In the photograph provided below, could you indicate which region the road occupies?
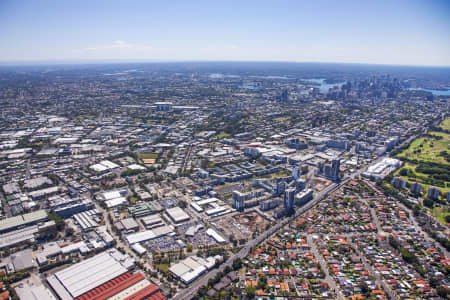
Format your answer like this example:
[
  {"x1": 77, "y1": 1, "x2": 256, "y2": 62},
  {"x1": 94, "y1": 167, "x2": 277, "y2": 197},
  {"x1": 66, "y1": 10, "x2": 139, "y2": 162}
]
[
  {"x1": 360, "y1": 197, "x2": 385, "y2": 235},
  {"x1": 26, "y1": 158, "x2": 31, "y2": 179},
  {"x1": 397, "y1": 201, "x2": 449, "y2": 257},
  {"x1": 307, "y1": 234, "x2": 344, "y2": 300},
  {"x1": 347, "y1": 238, "x2": 396, "y2": 300},
  {"x1": 181, "y1": 143, "x2": 193, "y2": 173}
]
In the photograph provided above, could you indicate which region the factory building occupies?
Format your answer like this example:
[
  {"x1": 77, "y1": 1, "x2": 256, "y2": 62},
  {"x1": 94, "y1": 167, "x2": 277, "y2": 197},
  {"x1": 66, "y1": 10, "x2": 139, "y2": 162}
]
[
  {"x1": 73, "y1": 272, "x2": 165, "y2": 300},
  {"x1": 169, "y1": 255, "x2": 222, "y2": 284},
  {"x1": 140, "y1": 215, "x2": 165, "y2": 229},
  {"x1": 125, "y1": 225, "x2": 174, "y2": 245},
  {"x1": 116, "y1": 218, "x2": 140, "y2": 233},
  {"x1": 206, "y1": 228, "x2": 226, "y2": 244},
  {"x1": 47, "y1": 249, "x2": 135, "y2": 300},
  {"x1": 0, "y1": 210, "x2": 48, "y2": 234},
  {"x1": 96, "y1": 189, "x2": 128, "y2": 208},
  {"x1": 166, "y1": 207, "x2": 190, "y2": 224},
  {"x1": 16, "y1": 283, "x2": 57, "y2": 300}
]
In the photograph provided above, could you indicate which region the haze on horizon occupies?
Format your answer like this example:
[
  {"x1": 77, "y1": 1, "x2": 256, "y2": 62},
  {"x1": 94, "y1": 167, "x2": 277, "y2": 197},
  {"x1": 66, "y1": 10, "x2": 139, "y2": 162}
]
[{"x1": 0, "y1": 0, "x2": 449, "y2": 67}]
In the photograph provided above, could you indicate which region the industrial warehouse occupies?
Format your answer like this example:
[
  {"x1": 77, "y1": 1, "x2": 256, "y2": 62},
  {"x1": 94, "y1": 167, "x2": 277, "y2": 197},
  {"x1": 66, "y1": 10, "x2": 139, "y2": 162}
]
[
  {"x1": 169, "y1": 255, "x2": 222, "y2": 284},
  {"x1": 47, "y1": 249, "x2": 136, "y2": 300}
]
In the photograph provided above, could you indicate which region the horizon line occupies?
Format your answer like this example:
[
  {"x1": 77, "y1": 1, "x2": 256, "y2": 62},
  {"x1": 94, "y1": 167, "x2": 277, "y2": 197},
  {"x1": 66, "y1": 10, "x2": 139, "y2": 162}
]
[{"x1": 0, "y1": 59, "x2": 450, "y2": 69}]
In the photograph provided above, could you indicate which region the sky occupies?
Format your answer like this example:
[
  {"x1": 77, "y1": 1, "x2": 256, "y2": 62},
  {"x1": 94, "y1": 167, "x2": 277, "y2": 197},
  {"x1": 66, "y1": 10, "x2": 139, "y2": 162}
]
[{"x1": 0, "y1": 0, "x2": 449, "y2": 66}]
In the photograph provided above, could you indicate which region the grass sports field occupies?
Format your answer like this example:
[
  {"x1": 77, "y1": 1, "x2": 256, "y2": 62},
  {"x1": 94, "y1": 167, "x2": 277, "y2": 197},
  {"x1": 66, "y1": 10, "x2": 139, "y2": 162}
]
[
  {"x1": 395, "y1": 118, "x2": 450, "y2": 224},
  {"x1": 214, "y1": 132, "x2": 231, "y2": 139},
  {"x1": 395, "y1": 118, "x2": 450, "y2": 194},
  {"x1": 431, "y1": 206, "x2": 450, "y2": 225},
  {"x1": 396, "y1": 132, "x2": 449, "y2": 166},
  {"x1": 439, "y1": 117, "x2": 450, "y2": 131},
  {"x1": 138, "y1": 153, "x2": 158, "y2": 160}
]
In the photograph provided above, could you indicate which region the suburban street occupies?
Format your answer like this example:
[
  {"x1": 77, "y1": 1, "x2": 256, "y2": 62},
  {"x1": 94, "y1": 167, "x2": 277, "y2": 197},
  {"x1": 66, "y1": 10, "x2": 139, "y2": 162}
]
[
  {"x1": 307, "y1": 234, "x2": 345, "y2": 300},
  {"x1": 347, "y1": 238, "x2": 397, "y2": 300}
]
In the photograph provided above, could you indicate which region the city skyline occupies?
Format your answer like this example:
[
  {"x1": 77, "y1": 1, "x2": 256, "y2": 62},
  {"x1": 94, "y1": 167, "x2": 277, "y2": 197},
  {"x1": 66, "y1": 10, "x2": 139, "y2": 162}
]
[{"x1": 1, "y1": 0, "x2": 450, "y2": 66}]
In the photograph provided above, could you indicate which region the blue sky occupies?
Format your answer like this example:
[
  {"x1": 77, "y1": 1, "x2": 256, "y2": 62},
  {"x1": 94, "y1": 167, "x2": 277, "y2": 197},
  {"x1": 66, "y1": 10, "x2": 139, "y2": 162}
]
[{"x1": 1, "y1": 0, "x2": 449, "y2": 66}]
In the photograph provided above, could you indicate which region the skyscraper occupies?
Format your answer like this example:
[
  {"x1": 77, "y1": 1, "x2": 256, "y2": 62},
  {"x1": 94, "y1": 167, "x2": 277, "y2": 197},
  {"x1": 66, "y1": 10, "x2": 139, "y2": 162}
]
[
  {"x1": 321, "y1": 158, "x2": 340, "y2": 181},
  {"x1": 292, "y1": 167, "x2": 301, "y2": 180},
  {"x1": 276, "y1": 180, "x2": 286, "y2": 196},
  {"x1": 232, "y1": 191, "x2": 245, "y2": 211},
  {"x1": 284, "y1": 188, "x2": 295, "y2": 211},
  {"x1": 295, "y1": 179, "x2": 306, "y2": 192},
  {"x1": 331, "y1": 159, "x2": 340, "y2": 180},
  {"x1": 280, "y1": 89, "x2": 289, "y2": 102},
  {"x1": 428, "y1": 186, "x2": 440, "y2": 200},
  {"x1": 410, "y1": 182, "x2": 422, "y2": 194}
]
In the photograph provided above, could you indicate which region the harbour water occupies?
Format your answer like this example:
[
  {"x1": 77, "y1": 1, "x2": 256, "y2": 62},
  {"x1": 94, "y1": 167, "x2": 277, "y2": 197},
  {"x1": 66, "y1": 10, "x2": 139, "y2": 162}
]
[
  {"x1": 303, "y1": 78, "x2": 346, "y2": 92},
  {"x1": 408, "y1": 87, "x2": 450, "y2": 96}
]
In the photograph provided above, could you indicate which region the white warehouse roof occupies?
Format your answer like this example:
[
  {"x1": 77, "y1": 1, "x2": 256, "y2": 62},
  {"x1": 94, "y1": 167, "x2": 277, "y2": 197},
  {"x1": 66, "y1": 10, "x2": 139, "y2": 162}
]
[
  {"x1": 169, "y1": 255, "x2": 219, "y2": 284},
  {"x1": 47, "y1": 249, "x2": 132, "y2": 299},
  {"x1": 166, "y1": 207, "x2": 190, "y2": 223},
  {"x1": 206, "y1": 228, "x2": 226, "y2": 243},
  {"x1": 105, "y1": 197, "x2": 127, "y2": 208},
  {"x1": 125, "y1": 225, "x2": 174, "y2": 244}
]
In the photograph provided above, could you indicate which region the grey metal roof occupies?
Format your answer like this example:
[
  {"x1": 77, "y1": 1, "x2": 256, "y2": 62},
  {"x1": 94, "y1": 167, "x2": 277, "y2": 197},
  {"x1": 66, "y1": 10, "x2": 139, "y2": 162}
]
[
  {"x1": 47, "y1": 249, "x2": 129, "y2": 298},
  {"x1": 0, "y1": 210, "x2": 47, "y2": 232}
]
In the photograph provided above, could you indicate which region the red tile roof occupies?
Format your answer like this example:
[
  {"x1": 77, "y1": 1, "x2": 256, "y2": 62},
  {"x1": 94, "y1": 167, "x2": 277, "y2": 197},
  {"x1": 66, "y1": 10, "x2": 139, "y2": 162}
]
[
  {"x1": 75, "y1": 272, "x2": 150, "y2": 300},
  {"x1": 0, "y1": 291, "x2": 9, "y2": 300},
  {"x1": 124, "y1": 284, "x2": 165, "y2": 300}
]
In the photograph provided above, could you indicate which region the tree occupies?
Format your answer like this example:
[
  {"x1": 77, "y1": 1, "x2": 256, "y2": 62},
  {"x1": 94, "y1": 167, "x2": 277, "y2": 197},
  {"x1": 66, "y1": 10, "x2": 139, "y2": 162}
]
[
  {"x1": 48, "y1": 213, "x2": 65, "y2": 231},
  {"x1": 65, "y1": 228, "x2": 74, "y2": 237},
  {"x1": 437, "y1": 286, "x2": 449, "y2": 298},
  {"x1": 400, "y1": 248, "x2": 418, "y2": 265},
  {"x1": 224, "y1": 265, "x2": 231, "y2": 274},
  {"x1": 232, "y1": 258, "x2": 242, "y2": 271},
  {"x1": 257, "y1": 275, "x2": 267, "y2": 290},
  {"x1": 186, "y1": 245, "x2": 193, "y2": 252},
  {"x1": 423, "y1": 198, "x2": 434, "y2": 208},
  {"x1": 388, "y1": 235, "x2": 400, "y2": 250},
  {"x1": 359, "y1": 281, "x2": 370, "y2": 296},
  {"x1": 245, "y1": 285, "x2": 256, "y2": 298}
]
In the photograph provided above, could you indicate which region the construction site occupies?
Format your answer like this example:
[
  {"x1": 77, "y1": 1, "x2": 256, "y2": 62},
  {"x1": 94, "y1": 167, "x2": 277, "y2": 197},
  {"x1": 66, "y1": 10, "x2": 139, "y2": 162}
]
[{"x1": 215, "y1": 211, "x2": 272, "y2": 241}]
